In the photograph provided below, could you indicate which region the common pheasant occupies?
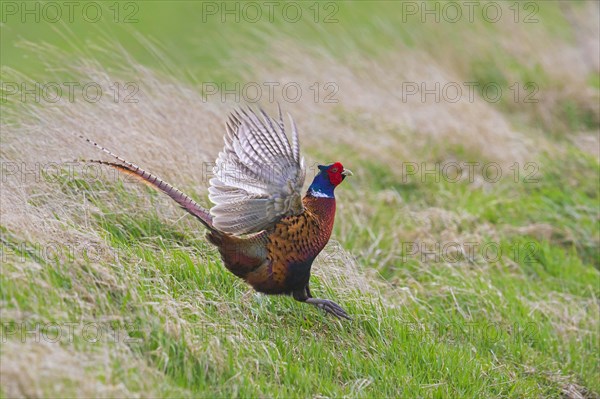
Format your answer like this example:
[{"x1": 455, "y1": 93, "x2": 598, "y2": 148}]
[{"x1": 83, "y1": 107, "x2": 352, "y2": 319}]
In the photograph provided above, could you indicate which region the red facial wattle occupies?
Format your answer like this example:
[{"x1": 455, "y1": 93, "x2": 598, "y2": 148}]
[{"x1": 327, "y1": 162, "x2": 345, "y2": 186}]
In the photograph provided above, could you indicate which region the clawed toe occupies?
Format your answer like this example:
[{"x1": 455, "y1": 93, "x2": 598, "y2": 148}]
[
  {"x1": 314, "y1": 299, "x2": 351, "y2": 320},
  {"x1": 325, "y1": 304, "x2": 351, "y2": 320}
]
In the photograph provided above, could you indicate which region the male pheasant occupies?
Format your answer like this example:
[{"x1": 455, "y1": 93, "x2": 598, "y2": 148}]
[{"x1": 83, "y1": 107, "x2": 352, "y2": 319}]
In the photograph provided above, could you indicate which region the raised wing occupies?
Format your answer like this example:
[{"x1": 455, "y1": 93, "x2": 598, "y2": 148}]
[{"x1": 208, "y1": 107, "x2": 305, "y2": 235}]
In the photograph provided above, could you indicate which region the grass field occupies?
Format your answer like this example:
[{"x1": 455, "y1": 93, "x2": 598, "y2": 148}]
[{"x1": 1, "y1": 1, "x2": 599, "y2": 397}]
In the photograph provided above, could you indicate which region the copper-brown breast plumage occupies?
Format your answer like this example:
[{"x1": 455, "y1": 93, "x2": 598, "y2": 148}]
[{"x1": 244, "y1": 196, "x2": 336, "y2": 294}]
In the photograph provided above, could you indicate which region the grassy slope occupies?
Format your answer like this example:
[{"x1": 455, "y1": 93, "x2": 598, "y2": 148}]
[{"x1": 1, "y1": 1, "x2": 599, "y2": 398}]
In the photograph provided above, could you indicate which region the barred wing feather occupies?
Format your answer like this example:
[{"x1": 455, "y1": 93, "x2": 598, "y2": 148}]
[{"x1": 208, "y1": 108, "x2": 305, "y2": 235}]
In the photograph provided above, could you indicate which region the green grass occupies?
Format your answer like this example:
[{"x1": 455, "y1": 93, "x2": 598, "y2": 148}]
[
  {"x1": 2, "y1": 149, "x2": 598, "y2": 396},
  {"x1": 1, "y1": 1, "x2": 599, "y2": 398}
]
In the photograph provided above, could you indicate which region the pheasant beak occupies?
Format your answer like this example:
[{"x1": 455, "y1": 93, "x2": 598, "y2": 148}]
[{"x1": 341, "y1": 168, "x2": 353, "y2": 177}]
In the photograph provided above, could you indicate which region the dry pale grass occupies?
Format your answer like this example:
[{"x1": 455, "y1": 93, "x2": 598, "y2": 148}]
[
  {"x1": 238, "y1": 1, "x2": 599, "y2": 167},
  {"x1": 0, "y1": 340, "x2": 158, "y2": 398},
  {"x1": 241, "y1": 41, "x2": 531, "y2": 167}
]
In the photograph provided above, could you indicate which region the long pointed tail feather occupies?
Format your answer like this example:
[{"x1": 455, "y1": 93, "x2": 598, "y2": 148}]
[{"x1": 80, "y1": 136, "x2": 214, "y2": 229}]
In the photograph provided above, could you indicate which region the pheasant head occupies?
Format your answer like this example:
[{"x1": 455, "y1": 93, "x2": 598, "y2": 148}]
[{"x1": 308, "y1": 162, "x2": 353, "y2": 198}]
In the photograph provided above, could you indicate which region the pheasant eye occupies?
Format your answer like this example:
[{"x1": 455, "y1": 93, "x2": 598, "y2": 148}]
[{"x1": 331, "y1": 168, "x2": 338, "y2": 173}]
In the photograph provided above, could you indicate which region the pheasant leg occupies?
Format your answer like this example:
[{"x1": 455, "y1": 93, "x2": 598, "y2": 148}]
[
  {"x1": 293, "y1": 286, "x2": 351, "y2": 320},
  {"x1": 306, "y1": 298, "x2": 351, "y2": 319}
]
